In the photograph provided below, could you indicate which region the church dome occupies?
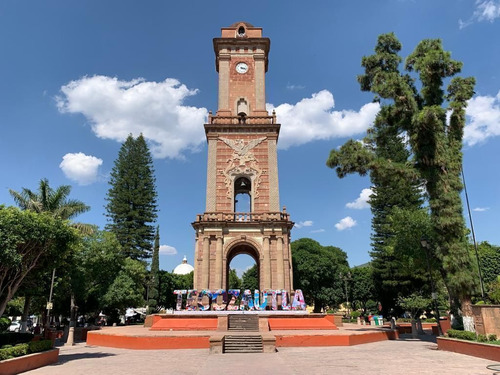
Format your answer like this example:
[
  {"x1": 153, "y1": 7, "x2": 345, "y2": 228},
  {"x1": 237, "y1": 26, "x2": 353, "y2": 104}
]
[{"x1": 173, "y1": 256, "x2": 194, "y2": 275}]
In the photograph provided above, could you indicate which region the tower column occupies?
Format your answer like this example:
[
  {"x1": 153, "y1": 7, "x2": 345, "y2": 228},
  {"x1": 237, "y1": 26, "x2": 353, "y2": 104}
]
[
  {"x1": 276, "y1": 237, "x2": 285, "y2": 289},
  {"x1": 217, "y1": 54, "x2": 231, "y2": 114},
  {"x1": 201, "y1": 237, "x2": 210, "y2": 289},
  {"x1": 254, "y1": 54, "x2": 266, "y2": 113},
  {"x1": 214, "y1": 236, "x2": 223, "y2": 289},
  {"x1": 268, "y1": 138, "x2": 280, "y2": 211},
  {"x1": 205, "y1": 135, "x2": 217, "y2": 212},
  {"x1": 262, "y1": 236, "x2": 271, "y2": 289}
]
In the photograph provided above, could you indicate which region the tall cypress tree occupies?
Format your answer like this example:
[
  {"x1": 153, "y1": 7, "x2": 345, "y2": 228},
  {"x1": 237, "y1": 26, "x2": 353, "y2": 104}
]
[
  {"x1": 329, "y1": 33, "x2": 477, "y2": 325},
  {"x1": 106, "y1": 134, "x2": 158, "y2": 260},
  {"x1": 327, "y1": 34, "x2": 424, "y2": 312}
]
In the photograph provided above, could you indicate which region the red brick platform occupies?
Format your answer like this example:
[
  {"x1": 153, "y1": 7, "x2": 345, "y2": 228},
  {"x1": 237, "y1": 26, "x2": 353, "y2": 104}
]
[{"x1": 87, "y1": 316, "x2": 398, "y2": 350}]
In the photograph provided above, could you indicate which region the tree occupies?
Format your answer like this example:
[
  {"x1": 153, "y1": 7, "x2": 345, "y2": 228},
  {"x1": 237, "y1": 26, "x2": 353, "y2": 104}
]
[
  {"x1": 228, "y1": 269, "x2": 241, "y2": 290},
  {"x1": 241, "y1": 265, "x2": 259, "y2": 291},
  {"x1": 350, "y1": 265, "x2": 376, "y2": 314},
  {"x1": 70, "y1": 230, "x2": 124, "y2": 315},
  {"x1": 9, "y1": 178, "x2": 90, "y2": 222},
  {"x1": 328, "y1": 33, "x2": 477, "y2": 325},
  {"x1": 148, "y1": 226, "x2": 160, "y2": 309},
  {"x1": 398, "y1": 293, "x2": 432, "y2": 338},
  {"x1": 106, "y1": 134, "x2": 158, "y2": 260},
  {"x1": 102, "y1": 258, "x2": 147, "y2": 314},
  {"x1": 9, "y1": 178, "x2": 91, "y2": 331},
  {"x1": 291, "y1": 238, "x2": 349, "y2": 312},
  {"x1": 327, "y1": 34, "x2": 424, "y2": 315},
  {"x1": 0, "y1": 206, "x2": 77, "y2": 316},
  {"x1": 157, "y1": 270, "x2": 194, "y2": 309}
]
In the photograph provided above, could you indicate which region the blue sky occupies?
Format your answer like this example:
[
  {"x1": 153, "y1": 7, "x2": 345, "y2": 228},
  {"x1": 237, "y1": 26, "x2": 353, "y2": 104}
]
[{"x1": 1, "y1": 1, "x2": 499, "y2": 276}]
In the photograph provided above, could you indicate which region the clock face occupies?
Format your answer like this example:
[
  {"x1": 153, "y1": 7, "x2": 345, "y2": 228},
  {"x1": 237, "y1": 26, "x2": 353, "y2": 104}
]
[{"x1": 235, "y1": 62, "x2": 249, "y2": 74}]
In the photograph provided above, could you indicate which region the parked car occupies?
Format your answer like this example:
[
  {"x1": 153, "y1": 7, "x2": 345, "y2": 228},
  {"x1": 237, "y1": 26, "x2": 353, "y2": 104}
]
[{"x1": 8, "y1": 321, "x2": 21, "y2": 332}]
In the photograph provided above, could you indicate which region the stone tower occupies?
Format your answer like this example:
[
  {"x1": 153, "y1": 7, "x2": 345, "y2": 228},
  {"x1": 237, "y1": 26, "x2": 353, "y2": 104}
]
[{"x1": 192, "y1": 22, "x2": 294, "y2": 292}]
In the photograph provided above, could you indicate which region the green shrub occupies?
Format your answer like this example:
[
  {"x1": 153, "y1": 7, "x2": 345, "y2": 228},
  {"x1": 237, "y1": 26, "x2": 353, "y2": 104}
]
[
  {"x1": 0, "y1": 317, "x2": 11, "y2": 332},
  {"x1": 0, "y1": 332, "x2": 34, "y2": 347},
  {"x1": 351, "y1": 311, "x2": 361, "y2": 319},
  {"x1": 489, "y1": 334, "x2": 498, "y2": 342},
  {"x1": 0, "y1": 343, "x2": 29, "y2": 360},
  {"x1": 28, "y1": 340, "x2": 53, "y2": 353},
  {"x1": 446, "y1": 329, "x2": 476, "y2": 341},
  {"x1": 477, "y1": 334, "x2": 488, "y2": 342}
]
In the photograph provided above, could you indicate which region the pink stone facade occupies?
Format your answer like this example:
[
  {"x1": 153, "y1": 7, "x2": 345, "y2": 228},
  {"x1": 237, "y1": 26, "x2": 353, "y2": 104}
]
[{"x1": 192, "y1": 22, "x2": 293, "y2": 292}]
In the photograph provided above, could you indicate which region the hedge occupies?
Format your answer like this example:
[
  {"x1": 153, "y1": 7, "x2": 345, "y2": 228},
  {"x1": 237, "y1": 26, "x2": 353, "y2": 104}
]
[{"x1": 0, "y1": 339, "x2": 53, "y2": 361}]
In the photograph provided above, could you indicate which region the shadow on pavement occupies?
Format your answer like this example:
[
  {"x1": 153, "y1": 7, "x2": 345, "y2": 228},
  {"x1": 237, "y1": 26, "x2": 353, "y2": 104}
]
[
  {"x1": 54, "y1": 351, "x2": 116, "y2": 365},
  {"x1": 397, "y1": 333, "x2": 438, "y2": 344}
]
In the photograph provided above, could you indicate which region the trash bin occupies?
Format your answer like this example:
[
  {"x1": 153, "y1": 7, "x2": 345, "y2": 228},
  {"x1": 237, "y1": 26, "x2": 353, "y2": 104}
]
[{"x1": 377, "y1": 316, "x2": 384, "y2": 326}]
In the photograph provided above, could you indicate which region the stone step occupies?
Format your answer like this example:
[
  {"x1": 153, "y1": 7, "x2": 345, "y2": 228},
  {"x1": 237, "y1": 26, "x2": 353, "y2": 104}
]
[{"x1": 223, "y1": 334, "x2": 263, "y2": 354}]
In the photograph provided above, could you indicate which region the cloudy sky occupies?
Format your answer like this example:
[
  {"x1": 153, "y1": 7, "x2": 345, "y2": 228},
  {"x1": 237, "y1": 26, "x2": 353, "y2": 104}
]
[{"x1": 1, "y1": 0, "x2": 499, "y2": 275}]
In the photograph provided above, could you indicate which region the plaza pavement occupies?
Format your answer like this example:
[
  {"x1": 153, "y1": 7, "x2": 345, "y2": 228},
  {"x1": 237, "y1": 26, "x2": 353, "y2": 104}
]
[{"x1": 24, "y1": 335, "x2": 497, "y2": 375}]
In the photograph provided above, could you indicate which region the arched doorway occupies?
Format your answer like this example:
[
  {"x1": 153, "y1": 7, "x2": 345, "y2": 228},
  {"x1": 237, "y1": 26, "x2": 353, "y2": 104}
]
[{"x1": 225, "y1": 243, "x2": 260, "y2": 291}]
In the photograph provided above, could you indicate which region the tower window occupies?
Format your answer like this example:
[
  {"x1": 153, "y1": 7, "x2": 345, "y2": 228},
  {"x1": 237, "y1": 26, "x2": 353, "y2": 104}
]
[
  {"x1": 234, "y1": 177, "x2": 251, "y2": 213},
  {"x1": 238, "y1": 26, "x2": 246, "y2": 37}
]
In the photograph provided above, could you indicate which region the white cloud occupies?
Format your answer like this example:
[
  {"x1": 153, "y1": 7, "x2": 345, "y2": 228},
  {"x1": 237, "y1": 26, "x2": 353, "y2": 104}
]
[
  {"x1": 267, "y1": 90, "x2": 380, "y2": 149},
  {"x1": 346, "y1": 188, "x2": 373, "y2": 209},
  {"x1": 310, "y1": 229, "x2": 326, "y2": 233},
  {"x1": 286, "y1": 83, "x2": 305, "y2": 90},
  {"x1": 294, "y1": 220, "x2": 314, "y2": 229},
  {"x1": 59, "y1": 152, "x2": 103, "y2": 185},
  {"x1": 335, "y1": 216, "x2": 357, "y2": 231},
  {"x1": 473, "y1": 207, "x2": 490, "y2": 212},
  {"x1": 159, "y1": 245, "x2": 177, "y2": 255},
  {"x1": 459, "y1": 0, "x2": 500, "y2": 28},
  {"x1": 56, "y1": 75, "x2": 208, "y2": 159},
  {"x1": 464, "y1": 91, "x2": 500, "y2": 146}
]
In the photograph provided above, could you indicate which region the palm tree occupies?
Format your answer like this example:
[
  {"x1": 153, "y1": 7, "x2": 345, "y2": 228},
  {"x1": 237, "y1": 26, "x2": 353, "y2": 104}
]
[
  {"x1": 10, "y1": 178, "x2": 90, "y2": 220},
  {"x1": 9, "y1": 178, "x2": 92, "y2": 334}
]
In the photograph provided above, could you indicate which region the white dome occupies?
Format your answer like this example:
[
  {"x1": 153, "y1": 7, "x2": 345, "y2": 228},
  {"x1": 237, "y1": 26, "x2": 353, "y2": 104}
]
[{"x1": 173, "y1": 256, "x2": 194, "y2": 275}]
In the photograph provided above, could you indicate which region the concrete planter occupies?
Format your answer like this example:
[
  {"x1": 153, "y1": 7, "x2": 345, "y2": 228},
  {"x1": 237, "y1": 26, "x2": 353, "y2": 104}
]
[
  {"x1": 437, "y1": 337, "x2": 500, "y2": 361},
  {"x1": 0, "y1": 348, "x2": 59, "y2": 375}
]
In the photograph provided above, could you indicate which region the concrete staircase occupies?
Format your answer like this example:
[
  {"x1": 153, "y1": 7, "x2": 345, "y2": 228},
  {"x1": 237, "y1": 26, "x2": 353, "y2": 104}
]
[{"x1": 223, "y1": 334, "x2": 263, "y2": 353}]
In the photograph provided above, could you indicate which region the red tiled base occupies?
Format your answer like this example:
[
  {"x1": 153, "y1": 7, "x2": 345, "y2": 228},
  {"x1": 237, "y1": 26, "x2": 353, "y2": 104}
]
[
  {"x1": 87, "y1": 332, "x2": 210, "y2": 349},
  {"x1": 150, "y1": 318, "x2": 218, "y2": 331},
  {"x1": 269, "y1": 317, "x2": 338, "y2": 330}
]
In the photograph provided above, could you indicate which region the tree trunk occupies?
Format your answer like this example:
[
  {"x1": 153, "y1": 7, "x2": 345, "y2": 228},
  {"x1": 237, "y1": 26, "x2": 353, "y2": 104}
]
[
  {"x1": 65, "y1": 292, "x2": 76, "y2": 346},
  {"x1": 20, "y1": 295, "x2": 32, "y2": 333},
  {"x1": 461, "y1": 296, "x2": 475, "y2": 332},
  {"x1": 416, "y1": 318, "x2": 425, "y2": 335},
  {"x1": 411, "y1": 318, "x2": 418, "y2": 339}
]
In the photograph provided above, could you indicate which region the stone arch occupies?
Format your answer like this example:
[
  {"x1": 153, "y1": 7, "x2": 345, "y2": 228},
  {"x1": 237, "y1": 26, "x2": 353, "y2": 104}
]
[{"x1": 224, "y1": 237, "x2": 262, "y2": 291}]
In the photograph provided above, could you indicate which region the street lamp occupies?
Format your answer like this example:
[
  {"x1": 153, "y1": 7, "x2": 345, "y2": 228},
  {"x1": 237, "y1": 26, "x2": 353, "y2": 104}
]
[
  {"x1": 420, "y1": 238, "x2": 443, "y2": 336},
  {"x1": 339, "y1": 272, "x2": 352, "y2": 318}
]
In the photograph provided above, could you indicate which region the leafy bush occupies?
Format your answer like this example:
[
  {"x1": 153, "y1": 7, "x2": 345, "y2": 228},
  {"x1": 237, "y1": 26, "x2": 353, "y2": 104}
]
[
  {"x1": 351, "y1": 311, "x2": 361, "y2": 319},
  {"x1": 0, "y1": 317, "x2": 11, "y2": 332},
  {"x1": 28, "y1": 340, "x2": 53, "y2": 353},
  {"x1": 477, "y1": 334, "x2": 488, "y2": 342},
  {"x1": 0, "y1": 332, "x2": 34, "y2": 347},
  {"x1": 446, "y1": 329, "x2": 476, "y2": 341},
  {"x1": 0, "y1": 343, "x2": 28, "y2": 360},
  {"x1": 0, "y1": 339, "x2": 53, "y2": 361},
  {"x1": 489, "y1": 334, "x2": 498, "y2": 341}
]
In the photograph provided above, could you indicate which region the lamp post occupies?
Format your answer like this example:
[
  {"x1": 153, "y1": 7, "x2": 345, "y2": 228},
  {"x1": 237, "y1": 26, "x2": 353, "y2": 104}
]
[
  {"x1": 44, "y1": 268, "x2": 56, "y2": 337},
  {"x1": 420, "y1": 239, "x2": 443, "y2": 336},
  {"x1": 339, "y1": 272, "x2": 351, "y2": 318}
]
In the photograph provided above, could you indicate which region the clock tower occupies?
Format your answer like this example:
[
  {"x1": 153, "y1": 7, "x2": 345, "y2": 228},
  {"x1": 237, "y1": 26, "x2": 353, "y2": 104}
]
[{"x1": 192, "y1": 22, "x2": 294, "y2": 293}]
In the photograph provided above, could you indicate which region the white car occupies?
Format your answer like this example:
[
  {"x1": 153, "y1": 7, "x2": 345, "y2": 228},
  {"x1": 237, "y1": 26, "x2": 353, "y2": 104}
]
[{"x1": 8, "y1": 321, "x2": 21, "y2": 332}]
